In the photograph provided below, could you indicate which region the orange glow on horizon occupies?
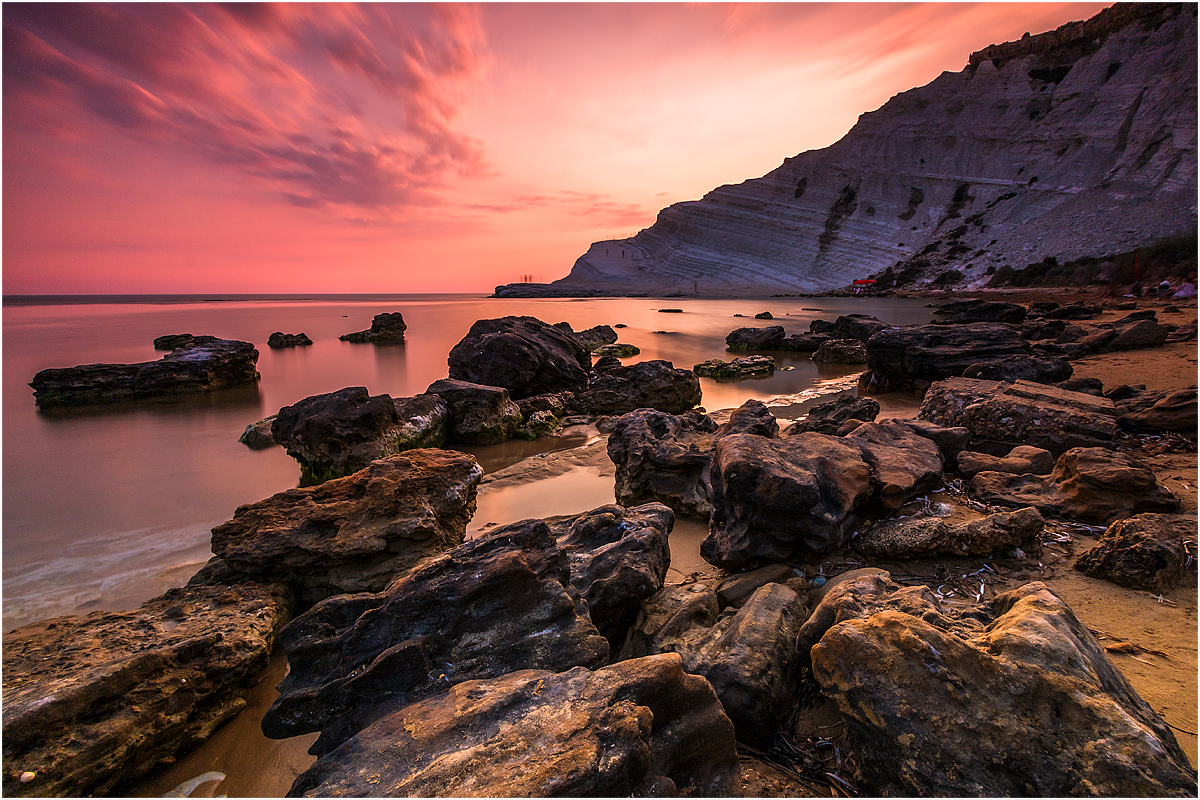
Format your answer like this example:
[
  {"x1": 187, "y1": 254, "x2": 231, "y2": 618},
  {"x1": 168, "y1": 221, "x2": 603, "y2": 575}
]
[{"x1": 3, "y1": 2, "x2": 1113, "y2": 295}]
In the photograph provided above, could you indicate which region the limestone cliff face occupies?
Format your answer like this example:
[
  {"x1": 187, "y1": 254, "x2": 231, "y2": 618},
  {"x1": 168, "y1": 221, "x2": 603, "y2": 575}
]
[{"x1": 539, "y1": 3, "x2": 1196, "y2": 296}]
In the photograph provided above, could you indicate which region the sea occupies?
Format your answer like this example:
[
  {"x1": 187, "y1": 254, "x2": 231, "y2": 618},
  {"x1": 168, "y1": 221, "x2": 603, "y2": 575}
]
[{"x1": 2, "y1": 292, "x2": 935, "y2": 794}]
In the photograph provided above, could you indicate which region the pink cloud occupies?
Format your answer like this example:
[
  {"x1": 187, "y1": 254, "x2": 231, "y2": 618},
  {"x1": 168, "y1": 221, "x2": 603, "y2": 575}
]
[{"x1": 4, "y1": 3, "x2": 489, "y2": 213}]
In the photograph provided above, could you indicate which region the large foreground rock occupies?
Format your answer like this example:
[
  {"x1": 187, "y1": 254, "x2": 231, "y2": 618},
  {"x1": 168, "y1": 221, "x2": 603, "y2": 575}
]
[
  {"x1": 969, "y1": 447, "x2": 1181, "y2": 524},
  {"x1": 30, "y1": 338, "x2": 260, "y2": 409},
  {"x1": 339, "y1": 312, "x2": 407, "y2": 343},
  {"x1": 801, "y1": 573, "x2": 1196, "y2": 796},
  {"x1": 1075, "y1": 513, "x2": 1195, "y2": 592},
  {"x1": 288, "y1": 654, "x2": 740, "y2": 798},
  {"x1": 918, "y1": 377, "x2": 1120, "y2": 455},
  {"x1": 447, "y1": 316, "x2": 591, "y2": 398},
  {"x1": 619, "y1": 582, "x2": 807, "y2": 748},
  {"x1": 2, "y1": 583, "x2": 292, "y2": 797},
  {"x1": 210, "y1": 451, "x2": 481, "y2": 604},
  {"x1": 1116, "y1": 385, "x2": 1199, "y2": 434},
  {"x1": 271, "y1": 387, "x2": 448, "y2": 480},
  {"x1": 843, "y1": 420, "x2": 944, "y2": 512},
  {"x1": 425, "y1": 378, "x2": 522, "y2": 444},
  {"x1": 574, "y1": 359, "x2": 702, "y2": 416},
  {"x1": 262, "y1": 520, "x2": 610, "y2": 755}
]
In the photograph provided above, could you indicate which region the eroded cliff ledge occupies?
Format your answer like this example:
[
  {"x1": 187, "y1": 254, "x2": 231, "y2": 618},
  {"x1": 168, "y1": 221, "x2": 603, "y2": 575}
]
[{"x1": 500, "y1": 3, "x2": 1196, "y2": 298}]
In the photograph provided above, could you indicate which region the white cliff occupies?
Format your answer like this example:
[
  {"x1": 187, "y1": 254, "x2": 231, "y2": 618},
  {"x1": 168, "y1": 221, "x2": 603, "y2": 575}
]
[{"x1": 509, "y1": 4, "x2": 1196, "y2": 297}]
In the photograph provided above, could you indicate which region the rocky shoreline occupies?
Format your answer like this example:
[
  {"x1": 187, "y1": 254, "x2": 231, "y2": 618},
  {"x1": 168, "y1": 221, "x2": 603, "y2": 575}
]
[{"x1": 4, "y1": 294, "x2": 1197, "y2": 797}]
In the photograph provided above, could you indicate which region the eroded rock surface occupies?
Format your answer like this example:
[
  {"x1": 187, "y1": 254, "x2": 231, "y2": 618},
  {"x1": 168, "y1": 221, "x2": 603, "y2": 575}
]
[
  {"x1": 267, "y1": 332, "x2": 312, "y2": 348},
  {"x1": 271, "y1": 387, "x2": 448, "y2": 479},
  {"x1": 261, "y1": 520, "x2": 610, "y2": 755},
  {"x1": 2, "y1": 584, "x2": 292, "y2": 798},
  {"x1": 288, "y1": 654, "x2": 741, "y2": 798},
  {"x1": 1075, "y1": 512, "x2": 1195, "y2": 592},
  {"x1": 693, "y1": 354, "x2": 775, "y2": 379},
  {"x1": 919, "y1": 377, "x2": 1120, "y2": 455},
  {"x1": 853, "y1": 507, "x2": 1044, "y2": 558},
  {"x1": 620, "y1": 582, "x2": 806, "y2": 748},
  {"x1": 969, "y1": 446, "x2": 1181, "y2": 524},
  {"x1": 210, "y1": 451, "x2": 481, "y2": 604},
  {"x1": 425, "y1": 378, "x2": 522, "y2": 444},
  {"x1": 844, "y1": 420, "x2": 944, "y2": 512},
  {"x1": 783, "y1": 394, "x2": 880, "y2": 436},
  {"x1": 800, "y1": 573, "x2": 1196, "y2": 796},
  {"x1": 956, "y1": 444, "x2": 1055, "y2": 478},
  {"x1": 864, "y1": 323, "x2": 1030, "y2": 387}
]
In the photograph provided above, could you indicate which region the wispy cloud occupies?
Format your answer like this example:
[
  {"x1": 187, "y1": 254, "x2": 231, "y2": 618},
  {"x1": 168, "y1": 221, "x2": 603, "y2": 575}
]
[
  {"x1": 4, "y1": 3, "x2": 490, "y2": 213},
  {"x1": 465, "y1": 190, "x2": 651, "y2": 227}
]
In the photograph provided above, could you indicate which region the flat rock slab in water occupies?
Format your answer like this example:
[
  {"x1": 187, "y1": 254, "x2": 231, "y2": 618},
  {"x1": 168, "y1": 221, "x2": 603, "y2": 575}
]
[
  {"x1": 288, "y1": 653, "x2": 740, "y2": 798},
  {"x1": 693, "y1": 354, "x2": 775, "y2": 379},
  {"x1": 30, "y1": 338, "x2": 259, "y2": 409},
  {"x1": 2, "y1": 583, "x2": 292, "y2": 798},
  {"x1": 338, "y1": 312, "x2": 407, "y2": 343}
]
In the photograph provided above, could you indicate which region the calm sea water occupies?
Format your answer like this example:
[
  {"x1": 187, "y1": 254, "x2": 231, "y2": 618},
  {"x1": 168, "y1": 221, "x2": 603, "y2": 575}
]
[{"x1": 2, "y1": 293, "x2": 934, "y2": 633}]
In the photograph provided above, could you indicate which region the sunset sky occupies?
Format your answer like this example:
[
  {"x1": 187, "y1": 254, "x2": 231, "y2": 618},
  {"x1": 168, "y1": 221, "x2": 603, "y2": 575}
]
[{"x1": 4, "y1": 2, "x2": 1112, "y2": 295}]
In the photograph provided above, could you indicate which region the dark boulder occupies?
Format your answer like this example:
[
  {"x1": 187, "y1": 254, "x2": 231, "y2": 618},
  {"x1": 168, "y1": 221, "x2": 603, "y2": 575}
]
[
  {"x1": 1075, "y1": 513, "x2": 1195, "y2": 592},
  {"x1": 932, "y1": 300, "x2": 1027, "y2": 324},
  {"x1": 893, "y1": 418, "x2": 970, "y2": 464},
  {"x1": 2, "y1": 583, "x2": 292, "y2": 798},
  {"x1": 1117, "y1": 386, "x2": 1198, "y2": 434},
  {"x1": 844, "y1": 420, "x2": 944, "y2": 512},
  {"x1": 425, "y1": 378, "x2": 522, "y2": 444},
  {"x1": 287, "y1": 654, "x2": 741, "y2": 798},
  {"x1": 755, "y1": 311, "x2": 774, "y2": 319},
  {"x1": 1102, "y1": 318, "x2": 1169, "y2": 352},
  {"x1": 261, "y1": 520, "x2": 610, "y2": 756},
  {"x1": 962, "y1": 355, "x2": 1072, "y2": 384},
  {"x1": 811, "y1": 314, "x2": 889, "y2": 341},
  {"x1": 547, "y1": 503, "x2": 673, "y2": 651},
  {"x1": 210, "y1": 450, "x2": 481, "y2": 604},
  {"x1": 339, "y1": 312, "x2": 407, "y2": 343},
  {"x1": 271, "y1": 387, "x2": 448, "y2": 480},
  {"x1": 969, "y1": 447, "x2": 1181, "y2": 524},
  {"x1": 591, "y1": 342, "x2": 640, "y2": 358},
  {"x1": 30, "y1": 338, "x2": 260, "y2": 409},
  {"x1": 515, "y1": 390, "x2": 574, "y2": 418},
  {"x1": 574, "y1": 360, "x2": 701, "y2": 416},
  {"x1": 801, "y1": 573, "x2": 1195, "y2": 797},
  {"x1": 810, "y1": 339, "x2": 867, "y2": 364},
  {"x1": 447, "y1": 316, "x2": 590, "y2": 398},
  {"x1": 864, "y1": 323, "x2": 1029, "y2": 388},
  {"x1": 726, "y1": 325, "x2": 785, "y2": 351},
  {"x1": 703, "y1": 432, "x2": 874, "y2": 567},
  {"x1": 267, "y1": 332, "x2": 313, "y2": 348},
  {"x1": 783, "y1": 394, "x2": 880, "y2": 436}
]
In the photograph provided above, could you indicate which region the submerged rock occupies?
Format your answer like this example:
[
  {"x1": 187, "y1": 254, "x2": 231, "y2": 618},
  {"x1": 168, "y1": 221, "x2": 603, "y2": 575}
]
[
  {"x1": 238, "y1": 414, "x2": 278, "y2": 449},
  {"x1": 267, "y1": 332, "x2": 313, "y2": 348},
  {"x1": 810, "y1": 339, "x2": 867, "y2": 364},
  {"x1": 210, "y1": 451, "x2": 481, "y2": 604},
  {"x1": 30, "y1": 338, "x2": 260, "y2": 409},
  {"x1": 153, "y1": 333, "x2": 220, "y2": 350},
  {"x1": 447, "y1": 316, "x2": 591, "y2": 398},
  {"x1": 2, "y1": 583, "x2": 292, "y2": 798},
  {"x1": 288, "y1": 654, "x2": 740, "y2": 798},
  {"x1": 592, "y1": 342, "x2": 641, "y2": 358},
  {"x1": 692, "y1": 354, "x2": 775, "y2": 379},
  {"x1": 801, "y1": 572, "x2": 1195, "y2": 796},
  {"x1": 339, "y1": 312, "x2": 407, "y2": 343}
]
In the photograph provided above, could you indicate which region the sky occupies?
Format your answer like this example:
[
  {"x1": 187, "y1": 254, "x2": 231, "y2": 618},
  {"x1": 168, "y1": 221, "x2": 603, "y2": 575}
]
[{"x1": 3, "y1": 2, "x2": 1113, "y2": 295}]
